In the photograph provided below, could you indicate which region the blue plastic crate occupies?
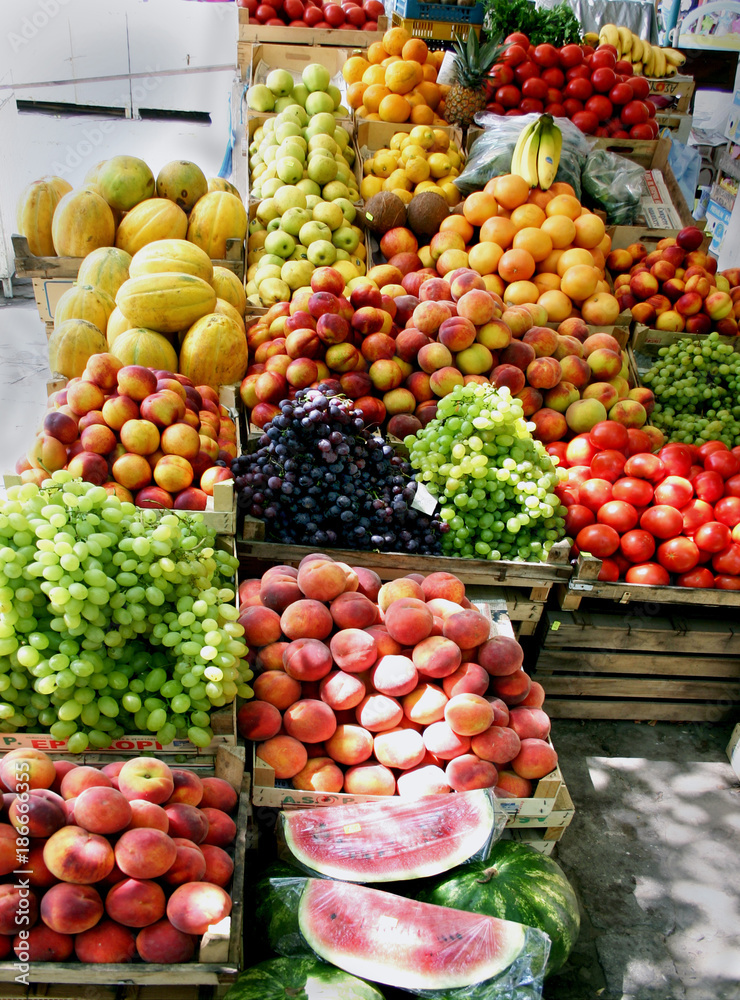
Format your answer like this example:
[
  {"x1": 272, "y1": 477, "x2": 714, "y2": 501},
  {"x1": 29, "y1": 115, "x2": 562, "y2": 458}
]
[{"x1": 392, "y1": 0, "x2": 485, "y2": 24}]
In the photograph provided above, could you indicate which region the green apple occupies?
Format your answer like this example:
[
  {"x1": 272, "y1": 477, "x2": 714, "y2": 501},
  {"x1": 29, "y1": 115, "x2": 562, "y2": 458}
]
[
  {"x1": 290, "y1": 245, "x2": 310, "y2": 261},
  {"x1": 283, "y1": 104, "x2": 308, "y2": 126},
  {"x1": 308, "y1": 134, "x2": 337, "y2": 154},
  {"x1": 249, "y1": 140, "x2": 260, "y2": 157},
  {"x1": 276, "y1": 157, "x2": 304, "y2": 185},
  {"x1": 249, "y1": 218, "x2": 266, "y2": 235},
  {"x1": 305, "y1": 194, "x2": 322, "y2": 211},
  {"x1": 335, "y1": 165, "x2": 351, "y2": 187},
  {"x1": 299, "y1": 221, "x2": 333, "y2": 246},
  {"x1": 256, "y1": 199, "x2": 279, "y2": 224},
  {"x1": 279, "y1": 140, "x2": 306, "y2": 160},
  {"x1": 291, "y1": 84, "x2": 309, "y2": 108},
  {"x1": 275, "y1": 122, "x2": 302, "y2": 142},
  {"x1": 334, "y1": 248, "x2": 350, "y2": 261},
  {"x1": 274, "y1": 96, "x2": 297, "y2": 114},
  {"x1": 266, "y1": 218, "x2": 282, "y2": 232},
  {"x1": 266, "y1": 69, "x2": 294, "y2": 97},
  {"x1": 322, "y1": 180, "x2": 350, "y2": 202},
  {"x1": 248, "y1": 229, "x2": 267, "y2": 250},
  {"x1": 262, "y1": 118, "x2": 276, "y2": 134},
  {"x1": 274, "y1": 187, "x2": 307, "y2": 214},
  {"x1": 246, "y1": 281, "x2": 259, "y2": 298},
  {"x1": 334, "y1": 198, "x2": 356, "y2": 224},
  {"x1": 264, "y1": 230, "x2": 296, "y2": 259},
  {"x1": 257, "y1": 254, "x2": 285, "y2": 270},
  {"x1": 332, "y1": 226, "x2": 360, "y2": 253},
  {"x1": 262, "y1": 146, "x2": 278, "y2": 165},
  {"x1": 334, "y1": 127, "x2": 349, "y2": 151},
  {"x1": 312, "y1": 201, "x2": 344, "y2": 231},
  {"x1": 307, "y1": 240, "x2": 337, "y2": 267},
  {"x1": 247, "y1": 85, "x2": 274, "y2": 112},
  {"x1": 297, "y1": 178, "x2": 321, "y2": 198},
  {"x1": 307, "y1": 157, "x2": 338, "y2": 186},
  {"x1": 334, "y1": 105, "x2": 350, "y2": 119},
  {"x1": 256, "y1": 264, "x2": 283, "y2": 282},
  {"x1": 258, "y1": 277, "x2": 291, "y2": 305},
  {"x1": 302, "y1": 63, "x2": 331, "y2": 93},
  {"x1": 261, "y1": 178, "x2": 283, "y2": 198},
  {"x1": 305, "y1": 112, "x2": 336, "y2": 138},
  {"x1": 327, "y1": 85, "x2": 342, "y2": 109},
  {"x1": 280, "y1": 207, "x2": 312, "y2": 236},
  {"x1": 281, "y1": 260, "x2": 314, "y2": 290},
  {"x1": 305, "y1": 91, "x2": 335, "y2": 116}
]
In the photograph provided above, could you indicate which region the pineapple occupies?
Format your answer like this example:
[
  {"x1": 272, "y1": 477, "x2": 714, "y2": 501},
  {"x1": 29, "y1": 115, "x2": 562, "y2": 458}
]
[{"x1": 444, "y1": 30, "x2": 503, "y2": 128}]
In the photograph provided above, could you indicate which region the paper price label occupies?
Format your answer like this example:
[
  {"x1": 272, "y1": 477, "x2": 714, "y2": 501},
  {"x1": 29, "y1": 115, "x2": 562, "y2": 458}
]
[
  {"x1": 411, "y1": 482, "x2": 438, "y2": 516},
  {"x1": 343, "y1": 823, "x2": 361, "y2": 834}
]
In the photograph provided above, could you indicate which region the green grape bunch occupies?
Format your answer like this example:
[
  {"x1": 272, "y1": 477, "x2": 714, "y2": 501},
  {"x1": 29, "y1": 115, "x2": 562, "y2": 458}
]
[
  {"x1": 404, "y1": 382, "x2": 569, "y2": 562},
  {"x1": 0, "y1": 471, "x2": 253, "y2": 753},
  {"x1": 642, "y1": 332, "x2": 740, "y2": 447}
]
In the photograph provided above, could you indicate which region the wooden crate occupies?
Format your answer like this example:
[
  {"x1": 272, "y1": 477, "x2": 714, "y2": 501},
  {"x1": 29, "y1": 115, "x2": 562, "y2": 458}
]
[
  {"x1": 240, "y1": 42, "x2": 355, "y2": 88},
  {"x1": 648, "y1": 74, "x2": 695, "y2": 114},
  {"x1": 502, "y1": 783, "x2": 575, "y2": 855},
  {"x1": 536, "y1": 607, "x2": 740, "y2": 721},
  {"x1": 237, "y1": 8, "x2": 385, "y2": 70},
  {"x1": 656, "y1": 111, "x2": 693, "y2": 143},
  {"x1": 0, "y1": 745, "x2": 247, "y2": 986},
  {"x1": 354, "y1": 120, "x2": 464, "y2": 152}
]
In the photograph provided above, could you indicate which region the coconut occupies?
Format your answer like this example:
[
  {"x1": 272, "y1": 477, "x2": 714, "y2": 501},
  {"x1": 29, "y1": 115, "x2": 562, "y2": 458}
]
[
  {"x1": 363, "y1": 192, "x2": 407, "y2": 235},
  {"x1": 406, "y1": 192, "x2": 449, "y2": 238}
]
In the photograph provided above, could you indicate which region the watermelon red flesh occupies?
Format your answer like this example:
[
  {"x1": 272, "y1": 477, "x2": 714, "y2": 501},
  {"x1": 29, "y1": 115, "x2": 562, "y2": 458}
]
[
  {"x1": 297, "y1": 878, "x2": 526, "y2": 991},
  {"x1": 282, "y1": 789, "x2": 495, "y2": 882}
]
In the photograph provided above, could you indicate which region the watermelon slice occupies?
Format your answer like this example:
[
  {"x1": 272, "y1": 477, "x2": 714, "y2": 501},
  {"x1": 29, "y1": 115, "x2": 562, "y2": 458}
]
[
  {"x1": 282, "y1": 789, "x2": 496, "y2": 882},
  {"x1": 297, "y1": 879, "x2": 528, "y2": 991}
]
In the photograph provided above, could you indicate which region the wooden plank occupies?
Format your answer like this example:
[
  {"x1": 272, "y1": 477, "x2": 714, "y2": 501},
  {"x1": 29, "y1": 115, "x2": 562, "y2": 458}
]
[
  {"x1": 536, "y1": 649, "x2": 740, "y2": 679},
  {"x1": 539, "y1": 673, "x2": 740, "y2": 701},
  {"x1": 542, "y1": 610, "x2": 740, "y2": 656},
  {"x1": 545, "y1": 700, "x2": 738, "y2": 722}
]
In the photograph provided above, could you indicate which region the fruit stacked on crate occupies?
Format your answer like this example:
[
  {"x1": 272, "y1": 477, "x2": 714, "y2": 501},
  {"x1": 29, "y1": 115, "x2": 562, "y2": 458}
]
[
  {"x1": 246, "y1": 64, "x2": 350, "y2": 118},
  {"x1": 237, "y1": 551, "x2": 556, "y2": 797},
  {"x1": 360, "y1": 127, "x2": 466, "y2": 208},
  {"x1": 557, "y1": 422, "x2": 740, "y2": 588},
  {"x1": 20, "y1": 358, "x2": 235, "y2": 512},
  {"x1": 17, "y1": 157, "x2": 246, "y2": 262},
  {"x1": 0, "y1": 476, "x2": 249, "y2": 749},
  {"x1": 237, "y1": 0, "x2": 384, "y2": 31},
  {"x1": 608, "y1": 231, "x2": 740, "y2": 336},
  {"x1": 0, "y1": 750, "x2": 238, "y2": 964}
]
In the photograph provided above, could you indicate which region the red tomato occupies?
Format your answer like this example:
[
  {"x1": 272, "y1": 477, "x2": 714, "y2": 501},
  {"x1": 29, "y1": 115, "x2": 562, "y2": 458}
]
[
  {"x1": 324, "y1": 4, "x2": 346, "y2": 24},
  {"x1": 608, "y1": 82, "x2": 635, "y2": 106},
  {"x1": 628, "y1": 75, "x2": 650, "y2": 100},
  {"x1": 559, "y1": 44, "x2": 584, "y2": 68},
  {"x1": 571, "y1": 110, "x2": 599, "y2": 134},
  {"x1": 515, "y1": 61, "x2": 541, "y2": 84},
  {"x1": 590, "y1": 47, "x2": 617, "y2": 70},
  {"x1": 629, "y1": 123, "x2": 656, "y2": 140},
  {"x1": 562, "y1": 98, "x2": 584, "y2": 118},
  {"x1": 714, "y1": 574, "x2": 740, "y2": 590},
  {"x1": 694, "y1": 521, "x2": 732, "y2": 553},
  {"x1": 657, "y1": 536, "x2": 700, "y2": 573},
  {"x1": 704, "y1": 450, "x2": 740, "y2": 480},
  {"x1": 505, "y1": 32, "x2": 530, "y2": 47},
  {"x1": 640, "y1": 504, "x2": 684, "y2": 539},
  {"x1": 586, "y1": 95, "x2": 613, "y2": 121},
  {"x1": 542, "y1": 67, "x2": 565, "y2": 88},
  {"x1": 597, "y1": 558, "x2": 620, "y2": 582},
  {"x1": 579, "y1": 478, "x2": 614, "y2": 513},
  {"x1": 565, "y1": 77, "x2": 593, "y2": 101},
  {"x1": 612, "y1": 477, "x2": 654, "y2": 507},
  {"x1": 621, "y1": 100, "x2": 649, "y2": 126},
  {"x1": 565, "y1": 504, "x2": 596, "y2": 536},
  {"x1": 653, "y1": 476, "x2": 694, "y2": 508},
  {"x1": 625, "y1": 563, "x2": 670, "y2": 585},
  {"x1": 693, "y1": 470, "x2": 725, "y2": 503},
  {"x1": 620, "y1": 528, "x2": 656, "y2": 563},
  {"x1": 567, "y1": 465, "x2": 594, "y2": 487},
  {"x1": 713, "y1": 543, "x2": 740, "y2": 575},
  {"x1": 303, "y1": 5, "x2": 323, "y2": 21},
  {"x1": 521, "y1": 76, "x2": 548, "y2": 100},
  {"x1": 624, "y1": 453, "x2": 665, "y2": 483},
  {"x1": 590, "y1": 450, "x2": 627, "y2": 483},
  {"x1": 598, "y1": 500, "x2": 638, "y2": 533},
  {"x1": 575, "y1": 524, "x2": 620, "y2": 558},
  {"x1": 491, "y1": 63, "x2": 515, "y2": 86},
  {"x1": 724, "y1": 474, "x2": 740, "y2": 497},
  {"x1": 591, "y1": 67, "x2": 617, "y2": 93},
  {"x1": 615, "y1": 59, "x2": 634, "y2": 75},
  {"x1": 566, "y1": 64, "x2": 591, "y2": 81},
  {"x1": 556, "y1": 487, "x2": 578, "y2": 508},
  {"x1": 733, "y1": 522, "x2": 740, "y2": 543},
  {"x1": 566, "y1": 435, "x2": 600, "y2": 466},
  {"x1": 520, "y1": 98, "x2": 545, "y2": 113},
  {"x1": 714, "y1": 496, "x2": 740, "y2": 527},
  {"x1": 546, "y1": 441, "x2": 568, "y2": 466},
  {"x1": 589, "y1": 420, "x2": 629, "y2": 453},
  {"x1": 676, "y1": 567, "x2": 715, "y2": 588},
  {"x1": 545, "y1": 102, "x2": 567, "y2": 117},
  {"x1": 533, "y1": 43, "x2": 560, "y2": 67},
  {"x1": 680, "y1": 499, "x2": 715, "y2": 534},
  {"x1": 503, "y1": 44, "x2": 528, "y2": 66},
  {"x1": 496, "y1": 86, "x2": 521, "y2": 108},
  {"x1": 546, "y1": 88, "x2": 564, "y2": 105}
]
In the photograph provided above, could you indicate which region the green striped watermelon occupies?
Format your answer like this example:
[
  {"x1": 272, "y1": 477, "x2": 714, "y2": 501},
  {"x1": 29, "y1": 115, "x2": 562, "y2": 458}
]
[
  {"x1": 224, "y1": 956, "x2": 386, "y2": 1000},
  {"x1": 254, "y1": 861, "x2": 306, "y2": 955},
  {"x1": 416, "y1": 841, "x2": 580, "y2": 976}
]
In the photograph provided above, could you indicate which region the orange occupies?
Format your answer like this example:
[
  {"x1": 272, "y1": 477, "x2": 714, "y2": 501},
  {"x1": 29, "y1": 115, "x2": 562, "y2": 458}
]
[
  {"x1": 383, "y1": 26, "x2": 411, "y2": 56},
  {"x1": 480, "y1": 216, "x2": 516, "y2": 248},
  {"x1": 545, "y1": 195, "x2": 582, "y2": 221},
  {"x1": 510, "y1": 203, "x2": 546, "y2": 230},
  {"x1": 496, "y1": 205, "x2": 512, "y2": 219},
  {"x1": 379, "y1": 94, "x2": 411, "y2": 123},
  {"x1": 356, "y1": 104, "x2": 368, "y2": 118},
  {"x1": 512, "y1": 227, "x2": 553, "y2": 263},
  {"x1": 422, "y1": 63, "x2": 438, "y2": 81},
  {"x1": 362, "y1": 64, "x2": 387, "y2": 86},
  {"x1": 538, "y1": 289, "x2": 573, "y2": 322},
  {"x1": 386, "y1": 61, "x2": 419, "y2": 94},
  {"x1": 504, "y1": 280, "x2": 539, "y2": 305},
  {"x1": 493, "y1": 174, "x2": 530, "y2": 211},
  {"x1": 528, "y1": 188, "x2": 554, "y2": 210},
  {"x1": 484, "y1": 178, "x2": 498, "y2": 195},
  {"x1": 498, "y1": 248, "x2": 536, "y2": 282},
  {"x1": 556, "y1": 248, "x2": 594, "y2": 276},
  {"x1": 533, "y1": 273, "x2": 561, "y2": 294},
  {"x1": 598, "y1": 233, "x2": 612, "y2": 256},
  {"x1": 483, "y1": 274, "x2": 505, "y2": 296},
  {"x1": 410, "y1": 103, "x2": 434, "y2": 125},
  {"x1": 440, "y1": 214, "x2": 474, "y2": 242},
  {"x1": 363, "y1": 85, "x2": 391, "y2": 113},
  {"x1": 468, "y1": 242, "x2": 504, "y2": 275},
  {"x1": 343, "y1": 56, "x2": 370, "y2": 84},
  {"x1": 591, "y1": 248, "x2": 606, "y2": 271},
  {"x1": 540, "y1": 215, "x2": 576, "y2": 250},
  {"x1": 406, "y1": 91, "x2": 425, "y2": 109},
  {"x1": 560, "y1": 264, "x2": 599, "y2": 302},
  {"x1": 367, "y1": 41, "x2": 387, "y2": 64},
  {"x1": 463, "y1": 191, "x2": 498, "y2": 226},
  {"x1": 347, "y1": 82, "x2": 368, "y2": 110},
  {"x1": 536, "y1": 248, "x2": 565, "y2": 274},
  {"x1": 550, "y1": 181, "x2": 576, "y2": 197},
  {"x1": 415, "y1": 81, "x2": 441, "y2": 109},
  {"x1": 402, "y1": 38, "x2": 428, "y2": 63},
  {"x1": 573, "y1": 213, "x2": 606, "y2": 250}
]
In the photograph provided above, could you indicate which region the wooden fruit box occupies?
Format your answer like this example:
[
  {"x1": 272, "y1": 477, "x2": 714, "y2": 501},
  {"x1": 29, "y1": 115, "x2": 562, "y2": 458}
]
[
  {"x1": 606, "y1": 226, "x2": 711, "y2": 255},
  {"x1": 240, "y1": 42, "x2": 355, "y2": 89},
  {"x1": 0, "y1": 744, "x2": 247, "y2": 986},
  {"x1": 656, "y1": 111, "x2": 693, "y2": 144},
  {"x1": 502, "y1": 783, "x2": 575, "y2": 855},
  {"x1": 648, "y1": 74, "x2": 696, "y2": 114},
  {"x1": 535, "y1": 607, "x2": 740, "y2": 722},
  {"x1": 237, "y1": 8, "x2": 386, "y2": 57},
  {"x1": 354, "y1": 119, "x2": 464, "y2": 153}
]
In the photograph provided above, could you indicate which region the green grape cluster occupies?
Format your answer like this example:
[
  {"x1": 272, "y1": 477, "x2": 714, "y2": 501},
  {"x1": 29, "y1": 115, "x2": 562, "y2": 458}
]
[
  {"x1": 642, "y1": 332, "x2": 740, "y2": 446},
  {"x1": 0, "y1": 471, "x2": 253, "y2": 752},
  {"x1": 405, "y1": 382, "x2": 569, "y2": 562}
]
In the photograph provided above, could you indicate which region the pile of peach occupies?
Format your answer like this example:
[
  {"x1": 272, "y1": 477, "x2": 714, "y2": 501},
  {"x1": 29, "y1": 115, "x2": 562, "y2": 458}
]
[
  {"x1": 0, "y1": 751, "x2": 238, "y2": 964},
  {"x1": 237, "y1": 553, "x2": 556, "y2": 799}
]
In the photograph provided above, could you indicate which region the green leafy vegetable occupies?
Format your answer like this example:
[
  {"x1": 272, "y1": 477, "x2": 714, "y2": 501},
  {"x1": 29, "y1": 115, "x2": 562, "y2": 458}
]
[{"x1": 483, "y1": 0, "x2": 582, "y2": 47}]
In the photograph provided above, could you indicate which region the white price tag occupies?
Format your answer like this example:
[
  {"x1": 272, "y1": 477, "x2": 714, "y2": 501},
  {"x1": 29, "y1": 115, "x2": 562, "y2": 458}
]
[
  {"x1": 436, "y1": 50, "x2": 458, "y2": 86},
  {"x1": 411, "y1": 482, "x2": 439, "y2": 516}
]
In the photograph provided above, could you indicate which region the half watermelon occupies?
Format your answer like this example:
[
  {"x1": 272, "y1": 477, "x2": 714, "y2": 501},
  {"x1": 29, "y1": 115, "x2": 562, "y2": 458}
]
[
  {"x1": 281, "y1": 789, "x2": 499, "y2": 882},
  {"x1": 297, "y1": 878, "x2": 548, "y2": 992}
]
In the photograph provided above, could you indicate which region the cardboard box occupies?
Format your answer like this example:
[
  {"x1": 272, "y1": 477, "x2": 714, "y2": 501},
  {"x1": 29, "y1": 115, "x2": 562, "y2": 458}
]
[
  {"x1": 706, "y1": 198, "x2": 734, "y2": 256},
  {"x1": 237, "y1": 7, "x2": 386, "y2": 50},
  {"x1": 241, "y1": 42, "x2": 354, "y2": 88}
]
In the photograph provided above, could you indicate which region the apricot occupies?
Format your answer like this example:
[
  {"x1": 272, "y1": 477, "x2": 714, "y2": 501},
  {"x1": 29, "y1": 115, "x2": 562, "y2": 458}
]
[
  {"x1": 167, "y1": 882, "x2": 232, "y2": 936},
  {"x1": 422, "y1": 720, "x2": 471, "y2": 760},
  {"x1": 115, "y1": 828, "x2": 177, "y2": 880},
  {"x1": 291, "y1": 756, "x2": 344, "y2": 793},
  {"x1": 325, "y1": 724, "x2": 375, "y2": 765},
  {"x1": 412, "y1": 635, "x2": 462, "y2": 679},
  {"x1": 281, "y1": 599, "x2": 333, "y2": 641},
  {"x1": 238, "y1": 605, "x2": 282, "y2": 647},
  {"x1": 73, "y1": 786, "x2": 132, "y2": 835},
  {"x1": 253, "y1": 669, "x2": 302, "y2": 710},
  {"x1": 373, "y1": 728, "x2": 426, "y2": 769},
  {"x1": 446, "y1": 754, "x2": 498, "y2": 791},
  {"x1": 40, "y1": 883, "x2": 103, "y2": 935},
  {"x1": 478, "y1": 635, "x2": 524, "y2": 676},
  {"x1": 237, "y1": 700, "x2": 282, "y2": 741},
  {"x1": 105, "y1": 878, "x2": 166, "y2": 928},
  {"x1": 385, "y1": 597, "x2": 434, "y2": 645},
  {"x1": 320, "y1": 670, "x2": 366, "y2": 711},
  {"x1": 283, "y1": 699, "x2": 337, "y2": 744},
  {"x1": 512, "y1": 738, "x2": 558, "y2": 779},
  {"x1": 471, "y1": 725, "x2": 521, "y2": 764},
  {"x1": 297, "y1": 559, "x2": 348, "y2": 602},
  {"x1": 74, "y1": 918, "x2": 136, "y2": 963},
  {"x1": 199, "y1": 777, "x2": 238, "y2": 813},
  {"x1": 43, "y1": 825, "x2": 115, "y2": 884},
  {"x1": 330, "y1": 629, "x2": 379, "y2": 673},
  {"x1": 442, "y1": 662, "x2": 489, "y2": 698},
  {"x1": 496, "y1": 770, "x2": 533, "y2": 798},
  {"x1": 136, "y1": 918, "x2": 196, "y2": 963},
  {"x1": 377, "y1": 577, "x2": 424, "y2": 612},
  {"x1": 444, "y1": 692, "x2": 495, "y2": 737},
  {"x1": 371, "y1": 654, "x2": 419, "y2": 697},
  {"x1": 330, "y1": 591, "x2": 377, "y2": 629},
  {"x1": 402, "y1": 682, "x2": 448, "y2": 725},
  {"x1": 164, "y1": 803, "x2": 209, "y2": 844},
  {"x1": 508, "y1": 707, "x2": 551, "y2": 741},
  {"x1": 355, "y1": 693, "x2": 404, "y2": 732},
  {"x1": 200, "y1": 844, "x2": 235, "y2": 887},
  {"x1": 396, "y1": 764, "x2": 451, "y2": 797},
  {"x1": 442, "y1": 609, "x2": 490, "y2": 648},
  {"x1": 421, "y1": 571, "x2": 465, "y2": 603},
  {"x1": 343, "y1": 763, "x2": 396, "y2": 796},
  {"x1": 256, "y1": 734, "x2": 308, "y2": 779},
  {"x1": 354, "y1": 566, "x2": 382, "y2": 601}
]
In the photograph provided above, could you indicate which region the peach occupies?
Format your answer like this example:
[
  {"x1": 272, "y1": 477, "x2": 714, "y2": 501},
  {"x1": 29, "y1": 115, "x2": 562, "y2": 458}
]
[
  {"x1": 371, "y1": 655, "x2": 419, "y2": 698},
  {"x1": 410, "y1": 635, "x2": 461, "y2": 680},
  {"x1": 117, "y1": 758, "x2": 173, "y2": 805},
  {"x1": 136, "y1": 918, "x2": 196, "y2": 963},
  {"x1": 291, "y1": 757, "x2": 344, "y2": 793},
  {"x1": 115, "y1": 828, "x2": 177, "y2": 881},
  {"x1": 73, "y1": 786, "x2": 132, "y2": 835},
  {"x1": 403, "y1": 683, "x2": 448, "y2": 725},
  {"x1": 356, "y1": 693, "x2": 403, "y2": 732},
  {"x1": 423, "y1": 720, "x2": 471, "y2": 760},
  {"x1": 377, "y1": 577, "x2": 425, "y2": 611},
  {"x1": 256, "y1": 735, "x2": 308, "y2": 779},
  {"x1": 253, "y1": 671, "x2": 302, "y2": 710},
  {"x1": 328, "y1": 629, "x2": 378, "y2": 673},
  {"x1": 238, "y1": 606, "x2": 282, "y2": 647},
  {"x1": 495, "y1": 770, "x2": 533, "y2": 798},
  {"x1": 354, "y1": 567, "x2": 382, "y2": 602},
  {"x1": 559, "y1": 355, "x2": 591, "y2": 389},
  {"x1": 471, "y1": 726, "x2": 521, "y2": 764},
  {"x1": 508, "y1": 707, "x2": 551, "y2": 741},
  {"x1": 420, "y1": 572, "x2": 465, "y2": 604},
  {"x1": 319, "y1": 671, "x2": 365, "y2": 711},
  {"x1": 522, "y1": 326, "x2": 558, "y2": 357},
  {"x1": 511, "y1": 738, "x2": 558, "y2": 779},
  {"x1": 477, "y1": 635, "x2": 523, "y2": 676},
  {"x1": 256, "y1": 641, "x2": 291, "y2": 671},
  {"x1": 283, "y1": 638, "x2": 333, "y2": 681},
  {"x1": 526, "y1": 357, "x2": 562, "y2": 391},
  {"x1": 373, "y1": 728, "x2": 426, "y2": 770},
  {"x1": 343, "y1": 763, "x2": 396, "y2": 796},
  {"x1": 0, "y1": 749, "x2": 56, "y2": 792},
  {"x1": 43, "y1": 825, "x2": 114, "y2": 884},
  {"x1": 9, "y1": 792, "x2": 65, "y2": 838},
  {"x1": 444, "y1": 693, "x2": 495, "y2": 737},
  {"x1": 105, "y1": 878, "x2": 166, "y2": 928},
  {"x1": 553, "y1": 335, "x2": 584, "y2": 360},
  {"x1": 283, "y1": 699, "x2": 337, "y2": 744},
  {"x1": 59, "y1": 766, "x2": 112, "y2": 800},
  {"x1": 396, "y1": 764, "x2": 451, "y2": 797},
  {"x1": 200, "y1": 844, "x2": 235, "y2": 887},
  {"x1": 237, "y1": 700, "x2": 282, "y2": 741},
  {"x1": 199, "y1": 778, "x2": 238, "y2": 814},
  {"x1": 330, "y1": 592, "x2": 377, "y2": 630},
  {"x1": 519, "y1": 680, "x2": 546, "y2": 709},
  {"x1": 325, "y1": 724, "x2": 374, "y2": 765},
  {"x1": 164, "y1": 770, "x2": 204, "y2": 807},
  {"x1": 260, "y1": 570, "x2": 302, "y2": 614},
  {"x1": 566, "y1": 398, "x2": 608, "y2": 434},
  {"x1": 74, "y1": 918, "x2": 136, "y2": 963},
  {"x1": 438, "y1": 316, "x2": 477, "y2": 352},
  {"x1": 442, "y1": 662, "x2": 489, "y2": 698},
  {"x1": 425, "y1": 598, "x2": 467, "y2": 622},
  {"x1": 545, "y1": 380, "x2": 580, "y2": 413},
  {"x1": 297, "y1": 558, "x2": 348, "y2": 601},
  {"x1": 0, "y1": 884, "x2": 37, "y2": 935},
  {"x1": 125, "y1": 800, "x2": 170, "y2": 833},
  {"x1": 40, "y1": 883, "x2": 102, "y2": 935},
  {"x1": 13, "y1": 924, "x2": 73, "y2": 962},
  {"x1": 162, "y1": 845, "x2": 207, "y2": 887},
  {"x1": 280, "y1": 599, "x2": 333, "y2": 641},
  {"x1": 164, "y1": 803, "x2": 209, "y2": 844},
  {"x1": 24, "y1": 843, "x2": 58, "y2": 889},
  {"x1": 384, "y1": 597, "x2": 434, "y2": 645},
  {"x1": 51, "y1": 760, "x2": 79, "y2": 795},
  {"x1": 582, "y1": 382, "x2": 618, "y2": 410},
  {"x1": 491, "y1": 668, "x2": 532, "y2": 704},
  {"x1": 500, "y1": 340, "x2": 536, "y2": 371},
  {"x1": 167, "y1": 882, "x2": 231, "y2": 936},
  {"x1": 445, "y1": 754, "x2": 498, "y2": 792},
  {"x1": 442, "y1": 609, "x2": 490, "y2": 648},
  {"x1": 609, "y1": 399, "x2": 647, "y2": 428}
]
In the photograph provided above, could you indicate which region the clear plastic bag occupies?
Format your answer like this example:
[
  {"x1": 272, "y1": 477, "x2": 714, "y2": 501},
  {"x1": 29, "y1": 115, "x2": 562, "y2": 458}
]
[
  {"x1": 581, "y1": 148, "x2": 644, "y2": 225},
  {"x1": 268, "y1": 877, "x2": 550, "y2": 999},
  {"x1": 277, "y1": 789, "x2": 506, "y2": 883}
]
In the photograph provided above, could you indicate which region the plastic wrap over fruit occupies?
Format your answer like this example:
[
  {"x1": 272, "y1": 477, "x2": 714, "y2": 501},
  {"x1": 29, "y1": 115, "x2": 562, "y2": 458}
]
[
  {"x1": 267, "y1": 877, "x2": 550, "y2": 998},
  {"x1": 581, "y1": 148, "x2": 644, "y2": 224},
  {"x1": 276, "y1": 788, "x2": 506, "y2": 883}
]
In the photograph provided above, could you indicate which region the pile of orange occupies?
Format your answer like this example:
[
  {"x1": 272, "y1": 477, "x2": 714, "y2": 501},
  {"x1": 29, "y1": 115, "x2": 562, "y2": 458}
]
[
  {"x1": 426, "y1": 175, "x2": 622, "y2": 326},
  {"x1": 342, "y1": 28, "x2": 450, "y2": 125}
]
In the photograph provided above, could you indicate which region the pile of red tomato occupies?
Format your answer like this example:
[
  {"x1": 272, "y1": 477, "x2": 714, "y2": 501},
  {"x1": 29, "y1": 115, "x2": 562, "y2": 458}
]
[
  {"x1": 552, "y1": 421, "x2": 740, "y2": 589},
  {"x1": 485, "y1": 32, "x2": 659, "y2": 138},
  {"x1": 236, "y1": 0, "x2": 383, "y2": 30}
]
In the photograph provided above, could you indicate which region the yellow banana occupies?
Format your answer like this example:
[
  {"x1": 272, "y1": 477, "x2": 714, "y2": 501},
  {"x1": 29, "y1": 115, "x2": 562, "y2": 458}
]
[
  {"x1": 521, "y1": 124, "x2": 542, "y2": 187},
  {"x1": 631, "y1": 35, "x2": 643, "y2": 63},
  {"x1": 617, "y1": 27, "x2": 633, "y2": 57},
  {"x1": 653, "y1": 47, "x2": 667, "y2": 77},
  {"x1": 536, "y1": 118, "x2": 562, "y2": 192},
  {"x1": 600, "y1": 23, "x2": 620, "y2": 50},
  {"x1": 644, "y1": 44, "x2": 656, "y2": 76},
  {"x1": 583, "y1": 31, "x2": 600, "y2": 46},
  {"x1": 663, "y1": 47, "x2": 686, "y2": 67},
  {"x1": 632, "y1": 61, "x2": 643, "y2": 75},
  {"x1": 664, "y1": 63, "x2": 678, "y2": 77},
  {"x1": 511, "y1": 118, "x2": 539, "y2": 181}
]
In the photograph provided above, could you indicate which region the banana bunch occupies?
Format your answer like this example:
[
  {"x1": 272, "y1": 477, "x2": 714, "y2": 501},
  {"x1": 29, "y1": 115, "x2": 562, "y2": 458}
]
[
  {"x1": 596, "y1": 23, "x2": 686, "y2": 78},
  {"x1": 511, "y1": 115, "x2": 562, "y2": 191}
]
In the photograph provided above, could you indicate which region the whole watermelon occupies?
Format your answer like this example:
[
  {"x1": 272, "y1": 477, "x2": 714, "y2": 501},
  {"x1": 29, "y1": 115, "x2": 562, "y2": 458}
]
[
  {"x1": 224, "y1": 956, "x2": 386, "y2": 1000},
  {"x1": 254, "y1": 862, "x2": 307, "y2": 955},
  {"x1": 416, "y1": 841, "x2": 580, "y2": 976}
]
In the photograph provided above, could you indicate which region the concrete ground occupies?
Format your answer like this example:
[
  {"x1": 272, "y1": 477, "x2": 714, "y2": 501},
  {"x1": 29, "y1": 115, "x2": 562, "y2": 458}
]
[{"x1": 1, "y1": 286, "x2": 739, "y2": 1000}]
